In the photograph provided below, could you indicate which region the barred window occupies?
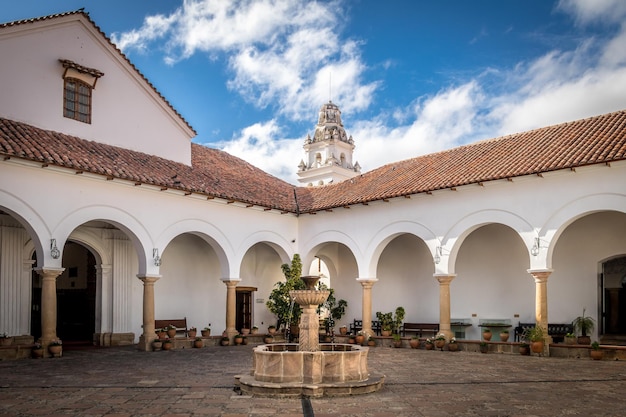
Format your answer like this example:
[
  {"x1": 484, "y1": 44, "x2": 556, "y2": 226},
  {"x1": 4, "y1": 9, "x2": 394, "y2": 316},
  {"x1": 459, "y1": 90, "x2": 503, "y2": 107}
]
[{"x1": 63, "y1": 78, "x2": 92, "y2": 123}]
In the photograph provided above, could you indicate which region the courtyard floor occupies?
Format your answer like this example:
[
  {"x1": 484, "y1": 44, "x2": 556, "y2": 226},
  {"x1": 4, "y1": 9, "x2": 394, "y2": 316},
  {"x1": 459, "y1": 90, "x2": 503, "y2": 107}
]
[{"x1": 1, "y1": 343, "x2": 626, "y2": 416}]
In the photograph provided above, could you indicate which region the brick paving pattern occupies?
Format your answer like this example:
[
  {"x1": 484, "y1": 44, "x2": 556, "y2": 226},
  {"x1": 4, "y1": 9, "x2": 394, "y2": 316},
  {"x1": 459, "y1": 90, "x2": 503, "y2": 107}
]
[{"x1": 1, "y1": 344, "x2": 626, "y2": 416}]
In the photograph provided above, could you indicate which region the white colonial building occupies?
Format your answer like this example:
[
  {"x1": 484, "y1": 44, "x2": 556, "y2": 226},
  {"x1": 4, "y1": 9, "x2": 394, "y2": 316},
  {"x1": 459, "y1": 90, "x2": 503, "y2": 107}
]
[{"x1": 1, "y1": 10, "x2": 625, "y2": 354}]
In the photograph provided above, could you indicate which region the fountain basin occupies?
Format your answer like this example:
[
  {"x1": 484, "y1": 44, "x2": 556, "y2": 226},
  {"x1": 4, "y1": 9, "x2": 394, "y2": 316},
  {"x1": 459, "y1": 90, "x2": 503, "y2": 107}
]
[
  {"x1": 238, "y1": 343, "x2": 385, "y2": 397},
  {"x1": 252, "y1": 343, "x2": 368, "y2": 384}
]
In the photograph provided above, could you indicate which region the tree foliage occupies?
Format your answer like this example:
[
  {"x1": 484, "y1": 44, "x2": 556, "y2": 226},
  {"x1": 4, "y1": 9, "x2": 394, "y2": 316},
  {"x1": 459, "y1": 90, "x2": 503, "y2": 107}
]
[{"x1": 266, "y1": 254, "x2": 305, "y2": 328}]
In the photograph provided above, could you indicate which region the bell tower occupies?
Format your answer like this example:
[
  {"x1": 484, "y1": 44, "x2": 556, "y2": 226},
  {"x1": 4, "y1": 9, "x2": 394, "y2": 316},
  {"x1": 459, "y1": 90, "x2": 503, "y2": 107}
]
[{"x1": 297, "y1": 101, "x2": 361, "y2": 186}]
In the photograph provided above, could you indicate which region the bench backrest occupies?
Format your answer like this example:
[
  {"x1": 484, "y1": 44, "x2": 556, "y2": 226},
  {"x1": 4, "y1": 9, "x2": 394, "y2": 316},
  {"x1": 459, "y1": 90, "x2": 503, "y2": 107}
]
[{"x1": 155, "y1": 318, "x2": 188, "y2": 336}]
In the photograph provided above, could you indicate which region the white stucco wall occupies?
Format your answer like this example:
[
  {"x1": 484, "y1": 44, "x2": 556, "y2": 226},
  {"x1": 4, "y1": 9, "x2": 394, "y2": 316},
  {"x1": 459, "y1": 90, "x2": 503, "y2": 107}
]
[{"x1": 0, "y1": 15, "x2": 194, "y2": 165}]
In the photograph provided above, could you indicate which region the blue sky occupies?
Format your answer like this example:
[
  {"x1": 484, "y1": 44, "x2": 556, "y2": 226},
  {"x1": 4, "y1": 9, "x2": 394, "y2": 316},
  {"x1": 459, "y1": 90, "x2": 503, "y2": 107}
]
[{"x1": 3, "y1": 0, "x2": 626, "y2": 184}]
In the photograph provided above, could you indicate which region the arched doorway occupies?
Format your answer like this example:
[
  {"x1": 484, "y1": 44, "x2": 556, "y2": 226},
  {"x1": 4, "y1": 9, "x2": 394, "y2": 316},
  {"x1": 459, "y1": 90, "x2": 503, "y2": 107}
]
[{"x1": 31, "y1": 241, "x2": 96, "y2": 344}]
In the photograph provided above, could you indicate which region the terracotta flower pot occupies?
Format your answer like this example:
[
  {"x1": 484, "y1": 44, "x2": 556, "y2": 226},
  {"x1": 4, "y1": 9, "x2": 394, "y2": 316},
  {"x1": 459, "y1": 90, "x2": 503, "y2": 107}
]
[
  {"x1": 32, "y1": 348, "x2": 44, "y2": 358},
  {"x1": 48, "y1": 345, "x2": 62, "y2": 357},
  {"x1": 590, "y1": 350, "x2": 603, "y2": 360},
  {"x1": 167, "y1": 328, "x2": 176, "y2": 338},
  {"x1": 448, "y1": 343, "x2": 459, "y2": 352},
  {"x1": 435, "y1": 340, "x2": 445, "y2": 349},
  {"x1": 201, "y1": 329, "x2": 211, "y2": 337},
  {"x1": 409, "y1": 339, "x2": 420, "y2": 349},
  {"x1": 530, "y1": 341, "x2": 544, "y2": 354},
  {"x1": 482, "y1": 330, "x2": 492, "y2": 341},
  {"x1": 499, "y1": 332, "x2": 509, "y2": 342},
  {"x1": 355, "y1": 335, "x2": 365, "y2": 345},
  {"x1": 152, "y1": 341, "x2": 163, "y2": 351},
  {"x1": 425, "y1": 343, "x2": 434, "y2": 350},
  {"x1": 162, "y1": 341, "x2": 173, "y2": 350},
  {"x1": 188, "y1": 330, "x2": 197, "y2": 338},
  {"x1": 193, "y1": 339, "x2": 203, "y2": 348},
  {"x1": 339, "y1": 327, "x2": 347, "y2": 335}
]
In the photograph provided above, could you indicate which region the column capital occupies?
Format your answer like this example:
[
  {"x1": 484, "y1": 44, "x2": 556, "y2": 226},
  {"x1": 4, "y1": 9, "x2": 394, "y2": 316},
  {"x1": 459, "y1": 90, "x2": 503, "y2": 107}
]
[
  {"x1": 527, "y1": 269, "x2": 553, "y2": 283},
  {"x1": 356, "y1": 278, "x2": 378, "y2": 289},
  {"x1": 434, "y1": 274, "x2": 456, "y2": 285},
  {"x1": 137, "y1": 274, "x2": 160, "y2": 284},
  {"x1": 34, "y1": 267, "x2": 64, "y2": 278}
]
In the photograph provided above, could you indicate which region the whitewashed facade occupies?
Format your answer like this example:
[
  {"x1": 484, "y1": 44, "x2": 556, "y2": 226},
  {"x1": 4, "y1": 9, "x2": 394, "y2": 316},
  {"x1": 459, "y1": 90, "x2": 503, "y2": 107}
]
[{"x1": 1, "y1": 11, "x2": 625, "y2": 353}]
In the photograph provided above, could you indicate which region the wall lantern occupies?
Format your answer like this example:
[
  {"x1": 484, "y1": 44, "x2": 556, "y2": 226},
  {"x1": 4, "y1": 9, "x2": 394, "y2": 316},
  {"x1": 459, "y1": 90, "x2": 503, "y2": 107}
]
[
  {"x1": 50, "y1": 239, "x2": 60, "y2": 259},
  {"x1": 153, "y1": 248, "x2": 162, "y2": 266}
]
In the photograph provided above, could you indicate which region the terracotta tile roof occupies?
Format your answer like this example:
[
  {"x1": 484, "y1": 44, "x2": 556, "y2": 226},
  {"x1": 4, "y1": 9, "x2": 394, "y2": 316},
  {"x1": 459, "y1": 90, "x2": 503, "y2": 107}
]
[
  {"x1": 298, "y1": 109, "x2": 626, "y2": 212},
  {"x1": 1, "y1": 109, "x2": 625, "y2": 215},
  {"x1": 0, "y1": 10, "x2": 196, "y2": 135},
  {"x1": 0, "y1": 117, "x2": 297, "y2": 211}
]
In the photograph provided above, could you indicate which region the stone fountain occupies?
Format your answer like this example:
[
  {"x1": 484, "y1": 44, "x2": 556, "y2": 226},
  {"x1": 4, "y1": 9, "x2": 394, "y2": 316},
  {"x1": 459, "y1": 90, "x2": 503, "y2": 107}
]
[{"x1": 237, "y1": 276, "x2": 384, "y2": 397}]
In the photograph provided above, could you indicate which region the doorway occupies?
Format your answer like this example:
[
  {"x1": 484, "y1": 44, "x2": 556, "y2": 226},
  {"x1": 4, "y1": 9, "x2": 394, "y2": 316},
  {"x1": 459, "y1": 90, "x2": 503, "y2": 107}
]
[
  {"x1": 236, "y1": 287, "x2": 256, "y2": 332},
  {"x1": 31, "y1": 242, "x2": 97, "y2": 344},
  {"x1": 602, "y1": 256, "x2": 626, "y2": 343}
]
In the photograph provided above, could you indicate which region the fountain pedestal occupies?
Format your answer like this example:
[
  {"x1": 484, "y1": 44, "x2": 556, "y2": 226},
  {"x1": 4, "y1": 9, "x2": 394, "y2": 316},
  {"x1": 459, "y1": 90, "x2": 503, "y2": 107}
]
[{"x1": 238, "y1": 275, "x2": 384, "y2": 397}]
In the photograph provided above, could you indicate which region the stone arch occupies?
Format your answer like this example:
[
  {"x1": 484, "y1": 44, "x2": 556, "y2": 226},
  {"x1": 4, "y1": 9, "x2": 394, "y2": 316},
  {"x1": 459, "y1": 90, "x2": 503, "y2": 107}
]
[
  {"x1": 0, "y1": 190, "x2": 51, "y2": 266},
  {"x1": 365, "y1": 221, "x2": 439, "y2": 279},
  {"x1": 156, "y1": 219, "x2": 234, "y2": 279},
  {"x1": 539, "y1": 194, "x2": 626, "y2": 269},
  {"x1": 52, "y1": 205, "x2": 152, "y2": 274},
  {"x1": 301, "y1": 230, "x2": 362, "y2": 277},
  {"x1": 441, "y1": 209, "x2": 535, "y2": 274}
]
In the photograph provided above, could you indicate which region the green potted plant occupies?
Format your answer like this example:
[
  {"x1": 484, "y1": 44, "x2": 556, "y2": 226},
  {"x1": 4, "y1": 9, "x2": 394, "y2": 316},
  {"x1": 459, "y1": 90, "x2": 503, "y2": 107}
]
[
  {"x1": 590, "y1": 341, "x2": 603, "y2": 360},
  {"x1": 524, "y1": 326, "x2": 546, "y2": 353},
  {"x1": 392, "y1": 333, "x2": 403, "y2": 348},
  {"x1": 425, "y1": 337, "x2": 434, "y2": 350},
  {"x1": 564, "y1": 332, "x2": 576, "y2": 345},
  {"x1": 188, "y1": 327, "x2": 197, "y2": 338},
  {"x1": 499, "y1": 329, "x2": 509, "y2": 342},
  {"x1": 375, "y1": 311, "x2": 394, "y2": 336},
  {"x1": 251, "y1": 326, "x2": 259, "y2": 334},
  {"x1": 193, "y1": 337, "x2": 203, "y2": 348},
  {"x1": 367, "y1": 336, "x2": 376, "y2": 347},
  {"x1": 234, "y1": 334, "x2": 243, "y2": 345},
  {"x1": 434, "y1": 333, "x2": 446, "y2": 350},
  {"x1": 479, "y1": 341, "x2": 489, "y2": 353},
  {"x1": 201, "y1": 325, "x2": 211, "y2": 337},
  {"x1": 409, "y1": 336, "x2": 420, "y2": 349},
  {"x1": 32, "y1": 342, "x2": 44, "y2": 358},
  {"x1": 482, "y1": 327, "x2": 492, "y2": 341},
  {"x1": 448, "y1": 337, "x2": 459, "y2": 351},
  {"x1": 519, "y1": 342, "x2": 530, "y2": 355},
  {"x1": 162, "y1": 338, "x2": 173, "y2": 350},
  {"x1": 572, "y1": 308, "x2": 595, "y2": 345},
  {"x1": 263, "y1": 334, "x2": 274, "y2": 344},
  {"x1": 221, "y1": 336, "x2": 230, "y2": 346}
]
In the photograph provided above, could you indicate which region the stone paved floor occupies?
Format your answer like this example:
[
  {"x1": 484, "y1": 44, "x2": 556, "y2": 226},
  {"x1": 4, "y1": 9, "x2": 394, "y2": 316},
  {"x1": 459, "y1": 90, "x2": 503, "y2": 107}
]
[{"x1": 1, "y1": 344, "x2": 626, "y2": 416}]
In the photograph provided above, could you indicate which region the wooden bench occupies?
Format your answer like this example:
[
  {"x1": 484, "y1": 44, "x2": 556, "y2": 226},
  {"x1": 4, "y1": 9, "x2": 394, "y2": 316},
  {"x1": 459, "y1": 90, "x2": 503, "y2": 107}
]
[
  {"x1": 349, "y1": 319, "x2": 382, "y2": 335},
  {"x1": 155, "y1": 318, "x2": 188, "y2": 338},
  {"x1": 401, "y1": 323, "x2": 440, "y2": 338},
  {"x1": 514, "y1": 322, "x2": 573, "y2": 343}
]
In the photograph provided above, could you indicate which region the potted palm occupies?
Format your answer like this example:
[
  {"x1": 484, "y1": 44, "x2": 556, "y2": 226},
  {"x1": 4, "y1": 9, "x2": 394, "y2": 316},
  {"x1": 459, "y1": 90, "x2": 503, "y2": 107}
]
[{"x1": 572, "y1": 308, "x2": 595, "y2": 345}]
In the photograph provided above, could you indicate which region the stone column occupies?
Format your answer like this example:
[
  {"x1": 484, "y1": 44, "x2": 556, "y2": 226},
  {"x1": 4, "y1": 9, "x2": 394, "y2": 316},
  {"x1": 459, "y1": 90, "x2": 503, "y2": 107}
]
[
  {"x1": 435, "y1": 274, "x2": 456, "y2": 340},
  {"x1": 357, "y1": 279, "x2": 377, "y2": 338},
  {"x1": 34, "y1": 267, "x2": 64, "y2": 356},
  {"x1": 137, "y1": 275, "x2": 160, "y2": 351},
  {"x1": 223, "y1": 279, "x2": 240, "y2": 340},
  {"x1": 528, "y1": 269, "x2": 553, "y2": 348}
]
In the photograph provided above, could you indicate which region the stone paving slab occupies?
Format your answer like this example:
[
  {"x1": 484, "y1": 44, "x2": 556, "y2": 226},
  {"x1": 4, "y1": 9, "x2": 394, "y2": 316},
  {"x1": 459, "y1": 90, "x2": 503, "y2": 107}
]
[{"x1": 1, "y1": 344, "x2": 626, "y2": 416}]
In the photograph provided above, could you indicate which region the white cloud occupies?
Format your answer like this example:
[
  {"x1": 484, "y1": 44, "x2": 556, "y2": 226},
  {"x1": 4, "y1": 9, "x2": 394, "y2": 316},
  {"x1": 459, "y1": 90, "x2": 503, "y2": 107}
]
[
  {"x1": 212, "y1": 120, "x2": 304, "y2": 184},
  {"x1": 114, "y1": 0, "x2": 626, "y2": 184}
]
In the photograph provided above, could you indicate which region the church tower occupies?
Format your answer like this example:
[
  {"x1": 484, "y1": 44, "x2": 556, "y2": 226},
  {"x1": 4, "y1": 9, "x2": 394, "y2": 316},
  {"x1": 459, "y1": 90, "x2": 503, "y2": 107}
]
[{"x1": 297, "y1": 101, "x2": 361, "y2": 186}]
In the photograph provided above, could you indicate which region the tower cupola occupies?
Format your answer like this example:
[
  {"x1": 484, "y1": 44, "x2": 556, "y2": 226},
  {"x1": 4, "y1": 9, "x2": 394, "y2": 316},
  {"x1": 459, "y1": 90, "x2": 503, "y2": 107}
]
[{"x1": 297, "y1": 101, "x2": 360, "y2": 186}]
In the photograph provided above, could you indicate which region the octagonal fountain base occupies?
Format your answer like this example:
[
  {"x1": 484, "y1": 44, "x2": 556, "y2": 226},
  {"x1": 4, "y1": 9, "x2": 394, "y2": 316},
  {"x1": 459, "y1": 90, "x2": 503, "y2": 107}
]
[{"x1": 236, "y1": 343, "x2": 385, "y2": 397}]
